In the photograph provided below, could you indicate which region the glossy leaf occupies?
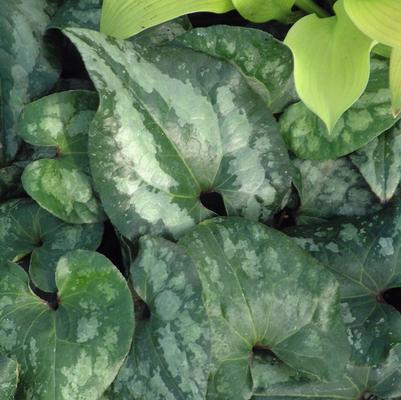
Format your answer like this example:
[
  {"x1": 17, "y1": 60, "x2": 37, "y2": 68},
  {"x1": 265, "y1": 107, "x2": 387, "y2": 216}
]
[
  {"x1": 390, "y1": 47, "x2": 401, "y2": 118},
  {"x1": 0, "y1": 250, "x2": 134, "y2": 399},
  {"x1": 0, "y1": 199, "x2": 103, "y2": 292},
  {"x1": 64, "y1": 28, "x2": 292, "y2": 240},
  {"x1": 287, "y1": 201, "x2": 401, "y2": 365},
  {"x1": 292, "y1": 157, "x2": 381, "y2": 225},
  {"x1": 18, "y1": 91, "x2": 105, "y2": 224},
  {"x1": 0, "y1": 356, "x2": 18, "y2": 400},
  {"x1": 109, "y1": 236, "x2": 211, "y2": 399},
  {"x1": 284, "y1": 0, "x2": 374, "y2": 133},
  {"x1": 179, "y1": 218, "x2": 350, "y2": 399},
  {"x1": 279, "y1": 57, "x2": 399, "y2": 159},
  {"x1": 0, "y1": 0, "x2": 60, "y2": 166},
  {"x1": 100, "y1": 0, "x2": 234, "y2": 39},
  {"x1": 344, "y1": 0, "x2": 401, "y2": 49},
  {"x1": 175, "y1": 25, "x2": 297, "y2": 113},
  {"x1": 232, "y1": 0, "x2": 295, "y2": 23},
  {"x1": 350, "y1": 122, "x2": 401, "y2": 203}
]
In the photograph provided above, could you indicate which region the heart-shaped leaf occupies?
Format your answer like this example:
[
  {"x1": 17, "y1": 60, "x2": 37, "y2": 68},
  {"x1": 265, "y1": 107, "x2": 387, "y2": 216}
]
[
  {"x1": 279, "y1": 57, "x2": 399, "y2": 159},
  {"x1": 100, "y1": 0, "x2": 234, "y2": 39},
  {"x1": 344, "y1": 0, "x2": 401, "y2": 49},
  {"x1": 178, "y1": 218, "x2": 350, "y2": 399},
  {"x1": 0, "y1": 356, "x2": 18, "y2": 400},
  {"x1": 390, "y1": 47, "x2": 401, "y2": 118},
  {"x1": 108, "y1": 236, "x2": 211, "y2": 399},
  {"x1": 0, "y1": 0, "x2": 60, "y2": 166},
  {"x1": 175, "y1": 25, "x2": 297, "y2": 113},
  {"x1": 64, "y1": 28, "x2": 292, "y2": 240},
  {"x1": 287, "y1": 202, "x2": 401, "y2": 365},
  {"x1": 232, "y1": 0, "x2": 295, "y2": 23},
  {"x1": 292, "y1": 157, "x2": 382, "y2": 225},
  {"x1": 18, "y1": 90, "x2": 105, "y2": 224},
  {"x1": 0, "y1": 199, "x2": 103, "y2": 292},
  {"x1": 350, "y1": 122, "x2": 401, "y2": 203},
  {"x1": 284, "y1": 0, "x2": 374, "y2": 133},
  {"x1": 0, "y1": 250, "x2": 134, "y2": 399}
]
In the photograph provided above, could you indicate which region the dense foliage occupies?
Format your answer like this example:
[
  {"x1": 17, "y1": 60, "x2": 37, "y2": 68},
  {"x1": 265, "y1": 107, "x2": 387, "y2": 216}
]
[{"x1": 1, "y1": 0, "x2": 401, "y2": 399}]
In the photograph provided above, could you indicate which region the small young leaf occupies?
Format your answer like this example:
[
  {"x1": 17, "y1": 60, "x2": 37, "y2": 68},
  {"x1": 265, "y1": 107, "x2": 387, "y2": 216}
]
[
  {"x1": 179, "y1": 218, "x2": 350, "y2": 399},
  {"x1": 64, "y1": 28, "x2": 292, "y2": 240},
  {"x1": 0, "y1": 356, "x2": 18, "y2": 400},
  {"x1": 390, "y1": 47, "x2": 401, "y2": 118},
  {"x1": 109, "y1": 236, "x2": 211, "y2": 399},
  {"x1": 0, "y1": 250, "x2": 134, "y2": 400},
  {"x1": 284, "y1": 0, "x2": 374, "y2": 133},
  {"x1": 18, "y1": 91, "x2": 105, "y2": 224},
  {"x1": 0, "y1": 199, "x2": 103, "y2": 292},
  {"x1": 350, "y1": 122, "x2": 401, "y2": 203},
  {"x1": 232, "y1": 0, "x2": 295, "y2": 23},
  {"x1": 100, "y1": 0, "x2": 234, "y2": 39},
  {"x1": 175, "y1": 25, "x2": 297, "y2": 113}
]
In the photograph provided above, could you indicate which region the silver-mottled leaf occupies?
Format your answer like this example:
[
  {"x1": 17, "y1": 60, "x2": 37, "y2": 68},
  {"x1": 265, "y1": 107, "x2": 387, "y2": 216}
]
[
  {"x1": 279, "y1": 57, "x2": 400, "y2": 160},
  {"x1": 109, "y1": 236, "x2": 210, "y2": 400},
  {"x1": 351, "y1": 122, "x2": 401, "y2": 203},
  {"x1": 175, "y1": 25, "x2": 297, "y2": 113},
  {"x1": 0, "y1": 250, "x2": 134, "y2": 400},
  {"x1": 64, "y1": 28, "x2": 292, "y2": 240},
  {"x1": 0, "y1": 356, "x2": 18, "y2": 400},
  {"x1": 18, "y1": 90, "x2": 105, "y2": 224},
  {"x1": 179, "y1": 218, "x2": 350, "y2": 399},
  {"x1": 0, "y1": 198, "x2": 103, "y2": 292}
]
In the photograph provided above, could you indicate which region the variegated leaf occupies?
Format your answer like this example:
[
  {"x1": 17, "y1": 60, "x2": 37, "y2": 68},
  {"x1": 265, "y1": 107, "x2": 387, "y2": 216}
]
[
  {"x1": 64, "y1": 28, "x2": 293, "y2": 240},
  {"x1": 0, "y1": 251, "x2": 134, "y2": 400},
  {"x1": 0, "y1": 356, "x2": 18, "y2": 400}
]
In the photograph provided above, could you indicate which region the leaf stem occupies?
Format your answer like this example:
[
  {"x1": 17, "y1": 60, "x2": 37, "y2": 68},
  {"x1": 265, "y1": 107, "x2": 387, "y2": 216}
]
[{"x1": 294, "y1": 0, "x2": 329, "y2": 18}]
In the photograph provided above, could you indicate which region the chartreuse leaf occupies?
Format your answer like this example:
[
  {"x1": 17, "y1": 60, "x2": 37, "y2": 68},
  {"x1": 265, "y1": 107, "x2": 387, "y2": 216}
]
[
  {"x1": 390, "y1": 47, "x2": 401, "y2": 118},
  {"x1": 0, "y1": 356, "x2": 18, "y2": 400},
  {"x1": 100, "y1": 0, "x2": 234, "y2": 39},
  {"x1": 64, "y1": 28, "x2": 292, "y2": 240},
  {"x1": 344, "y1": 0, "x2": 401, "y2": 49},
  {"x1": 350, "y1": 122, "x2": 401, "y2": 203},
  {"x1": 0, "y1": 0, "x2": 60, "y2": 166},
  {"x1": 284, "y1": 0, "x2": 374, "y2": 134},
  {"x1": 232, "y1": 0, "x2": 295, "y2": 23},
  {"x1": 287, "y1": 201, "x2": 401, "y2": 365},
  {"x1": 279, "y1": 57, "x2": 399, "y2": 159},
  {"x1": 0, "y1": 199, "x2": 103, "y2": 293},
  {"x1": 0, "y1": 250, "x2": 134, "y2": 400},
  {"x1": 178, "y1": 218, "x2": 350, "y2": 399},
  {"x1": 175, "y1": 26, "x2": 297, "y2": 113},
  {"x1": 108, "y1": 236, "x2": 211, "y2": 399},
  {"x1": 18, "y1": 91, "x2": 105, "y2": 224},
  {"x1": 254, "y1": 344, "x2": 401, "y2": 399},
  {"x1": 292, "y1": 157, "x2": 381, "y2": 225}
]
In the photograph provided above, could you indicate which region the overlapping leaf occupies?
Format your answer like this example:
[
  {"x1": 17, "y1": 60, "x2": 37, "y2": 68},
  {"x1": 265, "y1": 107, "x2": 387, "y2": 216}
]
[
  {"x1": 179, "y1": 218, "x2": 350, "y2": 399},
  {"x1": 0, "y1": 199, "x2": 103, "y2": 292},
  {"x1": 108, "y1": 236, "x2": 210, "y2": 399},
  {"x1": 0, "y1": 250, "x2": 134, "y2": 399},
  {"x1": 390, "y1": 48, "x2": 401, "y2": 117},
  {"x1": 279, "y1": 57, "x2": 399, "y2": 159},
  {"x1": 18, "y1": 90, "x2": 105, "y2": 224},
  {"x1": 287, "y1": 202, "x2": 401, "y2": 365},
  {"x1": 64, "y1": 28, "x2": 293, "y2": 240},
  {"x1": 0, "y1": 356, "x2": 18, "y2": 400},
  {"x1": 232, "y1": 0, "x2": 295, "y2": 23},
  {"x1": 0, "y1": 0, "x2": 60, "y2": 166},
  {"x1": 175, "y1": 25, "x2": 297, "y2": 113}
]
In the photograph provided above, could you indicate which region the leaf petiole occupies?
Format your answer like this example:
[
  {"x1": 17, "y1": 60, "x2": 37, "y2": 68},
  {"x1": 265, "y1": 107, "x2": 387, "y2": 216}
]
[{"x1": 294, "y1": 0, "x2": 330, "y2": 17}]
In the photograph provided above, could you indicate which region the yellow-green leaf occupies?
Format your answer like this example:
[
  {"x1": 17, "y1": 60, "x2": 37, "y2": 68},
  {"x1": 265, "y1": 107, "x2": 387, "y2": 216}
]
[
  {"x1": 100, "y1": 0, "x2": 234, "y2": 39},
  {"x1": 390, "y1": 47, "x2": 401, "y2": 118},
  {"x1": 285, "y1": 0, "x2": 374, "y2": 133},
  {"x1": 232, "y1": 0, "x2": 295, "y2": 23},
  {"x1": 344, "y1": 0, "x2": 401, "y2": 49}
]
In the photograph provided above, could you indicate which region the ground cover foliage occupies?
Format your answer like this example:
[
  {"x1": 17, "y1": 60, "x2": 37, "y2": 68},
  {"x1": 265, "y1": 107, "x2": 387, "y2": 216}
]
[{"x1": 1, "y1": 0, "x2": 401, "y2": 399}]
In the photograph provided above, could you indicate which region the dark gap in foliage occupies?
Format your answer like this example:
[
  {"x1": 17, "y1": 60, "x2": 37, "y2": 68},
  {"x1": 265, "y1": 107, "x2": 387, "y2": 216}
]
[
  {"x1": 17, "y1": 255, "x2": 31, "y2": 273},
  {"x1": 189, "y1": 10, "x2": 248, "y2": 28},
  {"x1": 30, "y1": 282, "x2": 59, "y2": 310},
  {"x1": 135, "y1": 297, "x2": 151, "y2": 321},
  {"x1": 273, "y1": 207, "x2": 297, "y2": 229},
  {"x1": 97, "y1": 221, "x2": 125, "y2": 275},
  {"x1": 200, "y1": 191, "x2": 227, "y2": 216},
  {"x1": 378, "y1": 287, "x2": 401, "y2": 313},
  {"x1": 252, "y1": 344, "x2": 280, "y2": 363}
]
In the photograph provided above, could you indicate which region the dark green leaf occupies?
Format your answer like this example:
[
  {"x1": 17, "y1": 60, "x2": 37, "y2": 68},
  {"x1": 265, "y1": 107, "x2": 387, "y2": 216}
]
[
  {"x1": 64, "y1": 28, "x2": 292, "y2": 240},
  {"x1": 18, "y1": 90, "x2": 105, "y2": 224},
  {"x1": 0, "y1": 250, "x2": 134, "y2": 399},
  {"x1": 0, "y1": 165, "x2": 24, "y2": 200},
  {"x1": 0, "y1": 356, "x2": 18, "y2": 400}
]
